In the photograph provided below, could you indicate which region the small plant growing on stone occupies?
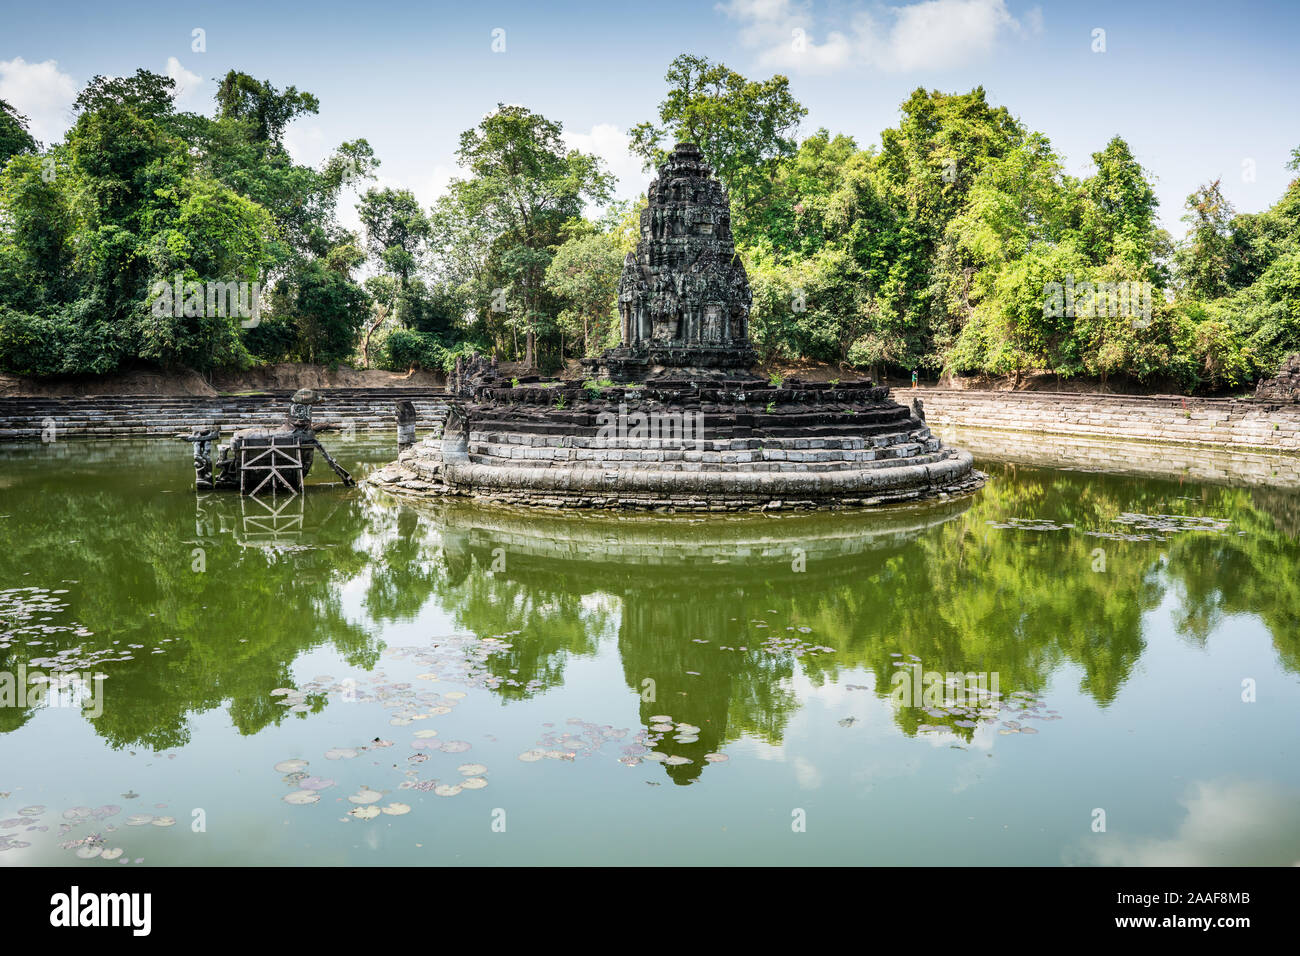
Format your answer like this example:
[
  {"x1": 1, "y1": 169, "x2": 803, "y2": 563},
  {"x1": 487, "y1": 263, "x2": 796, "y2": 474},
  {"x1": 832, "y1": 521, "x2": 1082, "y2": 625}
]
[
  {"x1": 582, "y1": 379, "x2": 600, "y2": 394},
  {"x1": 769, "y1": 373, "x2": 784, "y2": 387},
  {"x1": 511, "y1": 377, "x2": 520, "y2": 388},
  {"x1": 766, "y1": 401, "x2": 776, "y2": 413},
  {"x1": 555, "y1": 394, "x2": 567, "y2": 409},
  {"x1": 828, "y1": 378, "x2": 839, "y2": 386}
]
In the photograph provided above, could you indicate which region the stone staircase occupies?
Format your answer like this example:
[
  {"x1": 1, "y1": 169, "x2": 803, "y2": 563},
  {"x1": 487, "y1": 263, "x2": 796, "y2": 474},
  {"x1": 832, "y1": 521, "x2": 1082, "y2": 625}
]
[{"x1": 0, "y1": 389, "x2": 451, "y2": 441}]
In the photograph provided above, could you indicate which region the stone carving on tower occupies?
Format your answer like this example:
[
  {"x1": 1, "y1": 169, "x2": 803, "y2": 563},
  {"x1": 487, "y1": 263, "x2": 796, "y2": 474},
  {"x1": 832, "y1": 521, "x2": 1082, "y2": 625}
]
[{"x1": 585, "y1": 143, "x2": 759, "y2": 382}]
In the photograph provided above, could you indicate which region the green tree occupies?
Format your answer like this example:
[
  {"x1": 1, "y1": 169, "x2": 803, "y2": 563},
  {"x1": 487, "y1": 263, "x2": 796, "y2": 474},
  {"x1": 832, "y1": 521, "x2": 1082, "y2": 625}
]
[
  {"x1": 0, "y1": 99, "x2": 38, "y2": 167},
  {"x1": 215, "y1": 70, "x2": 320, "y2": 147},
  {"x1": 358, "y1": 187, "x2": 430, "y2": 326},
  {"x1": 544, "y1": 230, "x2": 625, "y2": 357},
  {"x1": 630, "y1": 54, "x2": 806, "y2": 243},
  {"x1": 446, "y1": 104, "x2": 611, "y2": 367}
]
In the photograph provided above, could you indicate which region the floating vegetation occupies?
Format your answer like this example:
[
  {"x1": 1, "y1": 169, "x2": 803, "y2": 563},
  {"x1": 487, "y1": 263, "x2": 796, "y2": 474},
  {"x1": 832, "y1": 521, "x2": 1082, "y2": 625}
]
[
  {"x1": 703, "y1": 753, "x2": 729, "y2": 763},
  {"x1": 274, "y1": 759, "x2": 308, "y2": 774},
  {"x1": 758, "y1": 632, "x2": 834, "y2": 657},
  {"x1": 347, "y1": 788, "x2": 383, "y2": 805},
  {"x1": 460, "y1": 777, "x2": 488, "y2": 790},
  {"x1": 457, "y1": 763, "x2": 487, "y2": 776},
  {"x1": 1086, "y1": 512, "x2": 1232, "y2": 541},
  {"x1": 381, "y1": 803, "x2": 411, "y2": 815},
  {"x1": 324, "y1": 748, "x2": 359, "y2": 760},
  {"x1": 348, "y1": 806, "x2": 380, "y2": 820},
  {"x1": 433, "y1": 784, "x2": 462, "y2": 797},
  {"x1": 901, "y1": 685, "x2": 1061, "y2": 743},
  {"x1": 283, "y1": 791, "x2": 319, "y2": 806},
  {"x1": 986, "y1": 518, "x2": 1074, "y2": 532}
]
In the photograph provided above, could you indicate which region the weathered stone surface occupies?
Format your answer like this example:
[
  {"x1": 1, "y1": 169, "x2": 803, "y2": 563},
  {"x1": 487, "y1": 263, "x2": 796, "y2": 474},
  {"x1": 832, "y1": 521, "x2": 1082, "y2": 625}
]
[
  {"x1": 1254, "y1": 353, "x2": 1300, "y2": 402},
  {"x1": 583, "y1": 142, "x2": 757, "y2": 384},
  {"x1": 363, "y1": 144, "x2": 982, "y2": 511}
]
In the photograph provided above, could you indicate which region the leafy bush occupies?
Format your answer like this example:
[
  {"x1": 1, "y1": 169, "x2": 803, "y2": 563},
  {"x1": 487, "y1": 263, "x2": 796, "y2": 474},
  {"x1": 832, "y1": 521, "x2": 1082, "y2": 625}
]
[{"x1": 381, "y1": 328, "x2": 445, "y2": 371}]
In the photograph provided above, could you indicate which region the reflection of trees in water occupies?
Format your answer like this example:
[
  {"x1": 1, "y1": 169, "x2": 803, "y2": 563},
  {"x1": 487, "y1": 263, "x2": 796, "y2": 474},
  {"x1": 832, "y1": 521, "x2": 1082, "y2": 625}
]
[
  {"x1": 416, "y1": 469, "x2": 1300, "y2": 759},
  {"x1": 0, "y1": 472, "x2": 381, "y2": 750},
  {"x1": 5, "y1": 441, "x2": 1300, "y2": 760}
]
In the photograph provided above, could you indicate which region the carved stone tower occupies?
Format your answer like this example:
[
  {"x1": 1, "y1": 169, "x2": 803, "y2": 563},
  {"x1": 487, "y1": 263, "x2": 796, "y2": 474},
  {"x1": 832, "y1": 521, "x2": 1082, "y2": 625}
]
[{"x1": 585, "y1": 143, "x2": 759, "y2": 382}]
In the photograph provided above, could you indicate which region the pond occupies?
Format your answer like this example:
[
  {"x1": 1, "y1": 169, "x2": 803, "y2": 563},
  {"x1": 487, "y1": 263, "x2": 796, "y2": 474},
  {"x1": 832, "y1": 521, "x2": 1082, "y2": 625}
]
[{"x1": 1, "y1": 434, "x2": 1298, "y2": 865}]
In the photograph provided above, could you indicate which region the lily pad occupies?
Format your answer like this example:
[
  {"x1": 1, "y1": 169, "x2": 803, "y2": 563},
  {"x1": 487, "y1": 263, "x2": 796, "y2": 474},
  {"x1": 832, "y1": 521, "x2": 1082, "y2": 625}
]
[
  {"x1": 457, "y1": 763, "x2": 487, "y2": 776},
  {"x1": 347, "y1": 788, "x2": 383, "y2": 805},
  {"x1": 460, "y1": 777, "x2": 488, "y2": 790},
  {"x1": 283, "y1": 791, "x2": 319, "y2": 806},
  {"x1": 348, "y1": 805, "x2": 380, "y2": 820},
  {"x1": 433, "y1": 784, "x2": 462, "y2": 797},
  {"x1": 381, "y1": 803, "x2": 411, "y2": 815}
]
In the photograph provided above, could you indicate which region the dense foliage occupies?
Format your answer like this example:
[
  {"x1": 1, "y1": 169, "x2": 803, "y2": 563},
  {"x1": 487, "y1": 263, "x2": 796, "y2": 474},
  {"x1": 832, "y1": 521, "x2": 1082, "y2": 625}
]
[{"x1": 1, "y1": 58, "x2": 1297, "y2": 391}]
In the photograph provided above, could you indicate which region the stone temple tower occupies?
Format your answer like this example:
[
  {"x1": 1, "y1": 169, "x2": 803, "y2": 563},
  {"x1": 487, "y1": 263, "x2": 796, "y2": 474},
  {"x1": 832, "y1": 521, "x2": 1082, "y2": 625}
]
[{"x1": 585, "y1": 143, "x2": 759, "y2": 382}]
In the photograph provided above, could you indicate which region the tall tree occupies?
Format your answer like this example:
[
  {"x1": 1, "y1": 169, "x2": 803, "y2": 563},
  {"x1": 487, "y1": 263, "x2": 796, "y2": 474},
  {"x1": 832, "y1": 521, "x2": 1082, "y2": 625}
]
[
  {"x1": 216, "y1": 71, "x2": 319, "y2": 147},
  {"x1": 448, "y1": 104, "x2": 611, "y2": 367},
  {"x1": 1178, "y1": 180, "x2": 1237, "y2": 300},
  {"x1": 358, "y1": 187, "x2": 430, "y2": 318},
  {"x1": 630, "y1": 54, "x2": 806, "y2": 242}
]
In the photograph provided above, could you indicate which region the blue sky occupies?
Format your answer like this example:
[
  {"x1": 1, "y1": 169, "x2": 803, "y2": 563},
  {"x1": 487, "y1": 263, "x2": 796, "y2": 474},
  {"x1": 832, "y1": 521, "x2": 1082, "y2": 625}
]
[{"x1": 3, "y1": 0, "x2": 1298, "y2": 236}]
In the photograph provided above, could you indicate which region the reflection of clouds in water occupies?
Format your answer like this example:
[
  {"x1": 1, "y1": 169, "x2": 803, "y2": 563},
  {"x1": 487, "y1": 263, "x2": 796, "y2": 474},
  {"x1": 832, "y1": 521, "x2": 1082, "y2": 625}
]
[
  {"x1": 794, "y1": 757, "x2": 823, "y2": 791},
  {"x1": 1081, "y1": 779, "x2": 1300, "y2": 866}
]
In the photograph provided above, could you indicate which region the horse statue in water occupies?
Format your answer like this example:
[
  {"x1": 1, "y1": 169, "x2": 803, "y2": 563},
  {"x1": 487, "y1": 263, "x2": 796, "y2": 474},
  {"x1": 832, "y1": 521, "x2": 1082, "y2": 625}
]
[{"x1": 180, "y1": 389, "x2": 354, "y2": 493}]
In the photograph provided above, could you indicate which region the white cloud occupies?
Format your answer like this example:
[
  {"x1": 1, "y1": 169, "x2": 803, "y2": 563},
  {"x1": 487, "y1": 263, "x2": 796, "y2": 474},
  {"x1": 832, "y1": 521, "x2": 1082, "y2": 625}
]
[
  {"x1": 563, "y1": 123, "x2": 651, "y2": 204},
  {"x1": 794, "y1": 755, "x2": 824, "y2": 790},
  {"x1": 0, "y1": 57, "x2": 77, "y2": 145},
  {"x1": 1081, "y1": 779, "x2": 1300, "y2": 867},
  {"x1": 719, "y1": 0, "x2": 1027, "y2": 74},
  {"x1": 165, "y1": 56, "x2": 211, "y2": 113}
]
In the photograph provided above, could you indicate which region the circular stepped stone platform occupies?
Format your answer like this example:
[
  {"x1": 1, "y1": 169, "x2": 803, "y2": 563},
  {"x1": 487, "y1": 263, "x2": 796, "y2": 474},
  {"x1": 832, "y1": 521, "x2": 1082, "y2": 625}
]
[{"x1": 368, "y1": 378, "x2": 984, "y2": 512}]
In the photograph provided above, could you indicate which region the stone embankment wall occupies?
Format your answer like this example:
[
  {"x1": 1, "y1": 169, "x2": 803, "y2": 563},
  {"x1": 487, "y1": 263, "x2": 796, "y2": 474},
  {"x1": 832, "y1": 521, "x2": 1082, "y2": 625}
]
[
  {"x1": 941, "y1": 427, "x2": 1300, "y2": 488},
  {"x1": 0, "y1": 389, "x2": 449, "y2": 440},
  {"x1": 918, "y1": 389, "x2": 1300, "y2": 454},
  {"x1": 7, "y1": 386, "x2": 1300, "y2": 459}
]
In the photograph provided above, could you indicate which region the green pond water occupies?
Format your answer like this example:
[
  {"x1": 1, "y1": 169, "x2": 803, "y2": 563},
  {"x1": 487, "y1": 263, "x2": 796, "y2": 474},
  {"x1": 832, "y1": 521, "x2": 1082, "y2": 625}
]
[{"x1": 1, "y1": 434, "x2": 1299, "y2": 866}]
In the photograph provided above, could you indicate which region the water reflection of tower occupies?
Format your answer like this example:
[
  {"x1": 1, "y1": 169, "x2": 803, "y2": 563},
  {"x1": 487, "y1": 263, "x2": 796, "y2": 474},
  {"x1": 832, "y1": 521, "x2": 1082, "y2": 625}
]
[
  {"x1": 619, "y1": 586, "x2": 750, "y2": 785},
  {"x1": 425, "y1": 497, "x2": 973, "y2": 782}
]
